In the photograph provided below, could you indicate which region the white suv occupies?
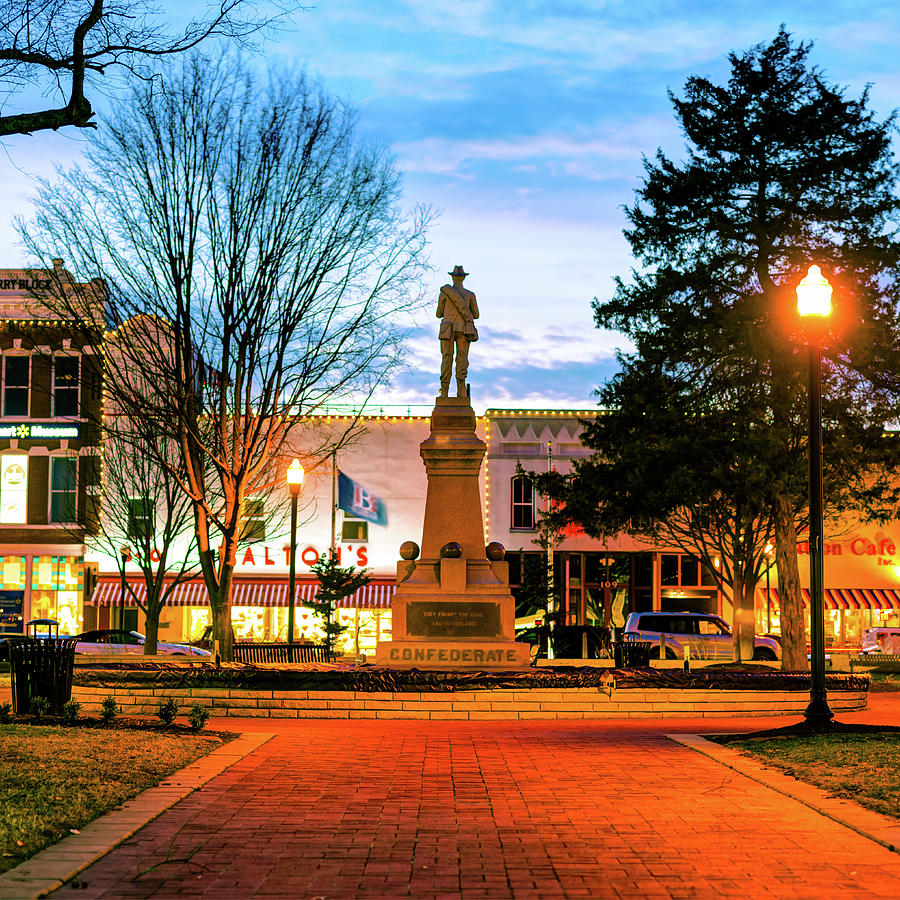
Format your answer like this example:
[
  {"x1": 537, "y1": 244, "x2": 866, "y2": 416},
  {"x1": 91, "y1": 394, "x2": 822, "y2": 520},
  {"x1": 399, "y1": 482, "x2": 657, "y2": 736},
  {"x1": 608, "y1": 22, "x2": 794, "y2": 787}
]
[
  {"x1": 624, "y1": 612, "x2": 781, "y2": 661},
  {"x1": 861, "y1": 627, "x2": 900, "y2": 654}
]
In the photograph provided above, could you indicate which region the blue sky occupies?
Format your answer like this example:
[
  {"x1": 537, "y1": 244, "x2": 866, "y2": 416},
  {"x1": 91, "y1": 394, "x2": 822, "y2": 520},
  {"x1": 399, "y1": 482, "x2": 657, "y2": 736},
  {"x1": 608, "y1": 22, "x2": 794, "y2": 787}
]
[{"x1": 2, "y1": 1, "x2": 899, "y2": 411}]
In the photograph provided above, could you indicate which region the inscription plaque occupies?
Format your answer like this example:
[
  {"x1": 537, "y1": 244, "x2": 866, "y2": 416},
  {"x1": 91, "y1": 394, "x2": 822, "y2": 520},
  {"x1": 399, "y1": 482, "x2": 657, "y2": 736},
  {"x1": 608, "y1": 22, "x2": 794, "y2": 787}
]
[{"x1": 407, "y1": 601, "x2": 501, "y2": 638}]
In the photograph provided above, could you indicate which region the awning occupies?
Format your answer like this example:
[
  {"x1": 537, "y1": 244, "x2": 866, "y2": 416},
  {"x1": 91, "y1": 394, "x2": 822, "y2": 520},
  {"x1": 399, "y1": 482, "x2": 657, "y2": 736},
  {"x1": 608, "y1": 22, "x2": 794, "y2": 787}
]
[
  {"x1": 90, "y1": 576, "x2": 395, "y2": 609},
  {"x1": 757, "y1": 588, "x2": 900, "y2": 610}
]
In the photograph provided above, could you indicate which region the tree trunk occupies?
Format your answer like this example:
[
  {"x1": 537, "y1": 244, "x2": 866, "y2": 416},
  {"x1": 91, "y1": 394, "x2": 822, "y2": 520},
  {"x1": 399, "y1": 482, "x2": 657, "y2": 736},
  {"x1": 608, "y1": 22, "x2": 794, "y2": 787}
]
[
  {"x1": 774, "y1": 494, "x2": 806, "y2": 670},
  {"x1": 143, "y1": 604, "x2": 160, "y2": 655},
  {"x1": 730, "y1": 569, "x2": 755, "y2": 662},
  {"x1": 206, "y1": 558, "x2": 235, "y2": 662},
  {"x1": 211, "y1": 598, "x2": 234, "y2": 662}
]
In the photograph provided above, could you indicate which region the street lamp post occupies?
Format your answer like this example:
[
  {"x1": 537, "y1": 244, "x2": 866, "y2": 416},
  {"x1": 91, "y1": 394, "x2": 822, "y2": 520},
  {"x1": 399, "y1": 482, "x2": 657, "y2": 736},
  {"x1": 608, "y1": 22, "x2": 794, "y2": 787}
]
[
  {"x1": 796, "y1": 264, "x2": 834, "y2": 725},
  {"x1": 118, "y1": 545, "x2": 130, "y2": 631},
  {"x1": 286, "y1": 459, "x2": 305, "y2": 647},
  {"x1": 764, "y1": 543, "x2": 774, "y2": 634}
]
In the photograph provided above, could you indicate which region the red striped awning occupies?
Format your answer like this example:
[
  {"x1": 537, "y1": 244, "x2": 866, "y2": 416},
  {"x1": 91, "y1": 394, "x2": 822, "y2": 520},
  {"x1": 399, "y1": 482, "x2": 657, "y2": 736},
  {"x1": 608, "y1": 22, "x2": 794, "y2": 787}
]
[
  {"x1": 757, "y1": 588, "x2": 900, "y2": 610},
  {"x1": 90, "y1": 576, "x2": 395, "y2": 609}
]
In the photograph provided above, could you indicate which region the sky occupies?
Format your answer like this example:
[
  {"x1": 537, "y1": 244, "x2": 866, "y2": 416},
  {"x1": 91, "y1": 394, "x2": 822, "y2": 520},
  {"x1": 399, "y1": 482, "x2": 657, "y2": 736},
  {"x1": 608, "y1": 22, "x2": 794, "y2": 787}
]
[{"x1": 1, "y1": 1, "x2": 899, "y2": 412}]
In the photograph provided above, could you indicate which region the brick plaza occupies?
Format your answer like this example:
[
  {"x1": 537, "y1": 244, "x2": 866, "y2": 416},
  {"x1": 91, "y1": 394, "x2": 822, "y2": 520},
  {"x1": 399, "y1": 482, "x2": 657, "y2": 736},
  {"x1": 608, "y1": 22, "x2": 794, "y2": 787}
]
[{"x1": 32, "y1": 693, "x2": 900, "y2": 899}]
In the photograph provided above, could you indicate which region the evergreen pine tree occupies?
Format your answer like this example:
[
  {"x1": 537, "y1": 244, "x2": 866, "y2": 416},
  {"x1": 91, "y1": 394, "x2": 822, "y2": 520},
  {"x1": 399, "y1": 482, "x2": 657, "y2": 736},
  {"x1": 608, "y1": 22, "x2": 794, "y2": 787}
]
[
  {"x1": 309, "y1": 552, "x2": 372, "y2": 658},
  {"x1": 549, "y1": 28, "x2": 900, "y2": 668}
]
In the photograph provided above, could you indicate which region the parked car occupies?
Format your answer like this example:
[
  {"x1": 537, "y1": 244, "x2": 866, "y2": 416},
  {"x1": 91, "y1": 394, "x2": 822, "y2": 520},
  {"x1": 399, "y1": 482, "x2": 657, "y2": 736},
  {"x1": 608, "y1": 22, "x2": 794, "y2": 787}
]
[
  {"x1": 623, "y1": 612, "x2": 781, "y2": 661},
  {"x1": 861, "y1": 627, "x2": 900, "y2": 654},
  {"x1": 1, "y1": 619, "x2": 66, "y2": 661},
  {"x1": 73, "y1": 629, "x2": 210, "y2": 657},
  {"x1": 187, "y1": 624, "x2": 236, "y2": 651}
]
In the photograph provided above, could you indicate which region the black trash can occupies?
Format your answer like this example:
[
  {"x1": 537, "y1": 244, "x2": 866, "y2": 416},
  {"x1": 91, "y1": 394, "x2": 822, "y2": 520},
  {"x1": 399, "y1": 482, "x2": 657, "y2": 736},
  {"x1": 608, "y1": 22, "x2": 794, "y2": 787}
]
[
  {"x1": 8, "y1": 637, "x2": 80, "y2": 715},
  {"x1": 613, "y1": 640, "x2": 652, "y2": 668}
]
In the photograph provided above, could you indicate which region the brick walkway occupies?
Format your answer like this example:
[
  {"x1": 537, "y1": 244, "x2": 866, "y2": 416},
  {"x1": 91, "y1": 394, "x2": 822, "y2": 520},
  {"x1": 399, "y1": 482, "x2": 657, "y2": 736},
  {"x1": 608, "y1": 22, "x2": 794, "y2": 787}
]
[{"x1": 43, "y1": 694, "x2": 900, "y2": 899}]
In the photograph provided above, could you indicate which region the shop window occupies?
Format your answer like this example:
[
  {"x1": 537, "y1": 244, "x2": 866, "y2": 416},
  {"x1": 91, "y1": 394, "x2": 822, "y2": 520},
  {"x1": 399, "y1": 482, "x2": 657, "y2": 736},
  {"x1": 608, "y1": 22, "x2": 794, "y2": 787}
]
[
  {"x1": 680, "y1": 555, "x2": 700, "y2": 586},
  {"x1": 342, "y1": 513, "x2": 368, "y2": 542},
  {"x1": 633, "y1": 553, "x2": 653, "y2": 586},
  {"x1": 568, "y1": 553, "x2": 582, "y2": 586},
  {"x1": 511, "y1": 476, "x2": 535, "y2": 530},
  {"x1": 660, "y1": 554, "x2": 679, "y2": 586},
  {"x1": 2, "y1": 355, "x2": 29, "y2": 417},
  {"x1": 50, "y1": 457, "x2": 78, "y2": 523},
  {"x1": 0, "y1": 455, "x2": 28, "y2": 524},
  {"x1": 660, "y1": 554, "x2": 713, "y2": 587},
  {"x1": 53, "y1": 355, "x2": 80, "y2": 417},
  {"x1": 240, "y1": 498, "x2": 266, "y2": 542},
  {"x1": 127, "y1": 497, "x2": 155, "y2": 542}
]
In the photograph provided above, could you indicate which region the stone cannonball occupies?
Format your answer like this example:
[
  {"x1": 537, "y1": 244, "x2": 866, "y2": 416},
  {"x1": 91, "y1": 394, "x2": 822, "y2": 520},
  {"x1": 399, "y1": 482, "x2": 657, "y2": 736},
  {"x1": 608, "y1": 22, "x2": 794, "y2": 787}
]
[
  {"x1": 399, "y1": 541, "x2": 420, "y2": 561},
  {"x1": 485, "y1": 541, "x2": 505, "y2": 561},
  {"x1": 440, "y1": 541, "x2": 462, "y2": 559}
]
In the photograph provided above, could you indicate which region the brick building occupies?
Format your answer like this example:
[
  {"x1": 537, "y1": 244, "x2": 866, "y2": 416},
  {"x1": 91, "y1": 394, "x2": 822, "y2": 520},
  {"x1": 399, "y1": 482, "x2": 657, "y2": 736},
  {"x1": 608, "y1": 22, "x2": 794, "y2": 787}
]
[{"x1": 0, "y1": 261, "x2": 104, "y2": 635}]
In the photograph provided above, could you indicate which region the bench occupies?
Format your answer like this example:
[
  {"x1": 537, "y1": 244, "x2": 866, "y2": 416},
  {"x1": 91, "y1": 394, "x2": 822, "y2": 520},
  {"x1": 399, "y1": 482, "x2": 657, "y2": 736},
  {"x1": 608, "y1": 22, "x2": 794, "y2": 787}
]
[
  {"x1": 849, "y1": 653, "x2": 900, "y2": 673},
  {"x1": 232, "y1": 642, "x2": 333, "y2": 664}
]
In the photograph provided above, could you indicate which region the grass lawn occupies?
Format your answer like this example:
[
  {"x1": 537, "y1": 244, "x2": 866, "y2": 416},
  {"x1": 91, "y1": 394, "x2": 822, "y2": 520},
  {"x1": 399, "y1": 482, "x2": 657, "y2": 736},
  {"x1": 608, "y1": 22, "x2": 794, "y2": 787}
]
[
  {"x1": 0, "y1": 725, "x2": 231, "y2": 874},
  {"x1": 723, "y1": 731, "x2": 900, "y2": 820}
]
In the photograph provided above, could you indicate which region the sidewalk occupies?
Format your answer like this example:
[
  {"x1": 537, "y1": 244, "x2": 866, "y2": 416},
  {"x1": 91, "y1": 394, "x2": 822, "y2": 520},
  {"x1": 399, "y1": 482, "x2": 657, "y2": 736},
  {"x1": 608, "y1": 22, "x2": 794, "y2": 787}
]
[{"x1": 10, "y1": 692, "x2": 893, "y2": 899}]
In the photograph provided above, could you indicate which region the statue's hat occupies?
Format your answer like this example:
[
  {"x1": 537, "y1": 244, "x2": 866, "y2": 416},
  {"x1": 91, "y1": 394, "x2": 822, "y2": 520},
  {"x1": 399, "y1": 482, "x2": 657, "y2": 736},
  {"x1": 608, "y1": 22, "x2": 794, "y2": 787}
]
[{"x1": 448, "y1": 265, "x2": 469, "y2": 277}]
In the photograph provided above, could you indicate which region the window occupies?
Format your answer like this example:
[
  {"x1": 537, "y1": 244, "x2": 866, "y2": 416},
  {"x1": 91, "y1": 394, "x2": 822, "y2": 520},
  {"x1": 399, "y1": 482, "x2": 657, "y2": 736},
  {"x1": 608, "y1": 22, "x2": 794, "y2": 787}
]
[
  {"x1": 501, "y1": 442, "x2": 541, "y2": 456},
  {"x1": 53, "y1": 355, "x2": 80, "y2": 417},
  {"x1": 342, "y1": 514, "x2": 368, "y2": 542},
  {"x1": 699, "y1": 617, "x2": 729, "y2": 636},
  {"x1": 680, "y1": 555, "x2": 700, "y2": 586},
  {"x1": 0, "y1": 455, "x2": 28, "y2": 524},
  {"x1": 127, "y1": 497, "x2": 155, "y2": 542},
  {"x1": 240, "y1": 498, "x2": 266, "y2": 542},
  {"x1": 2, "y1": 356, "x2": 29, "y2": 417},
  {"x1": 50, "y1": 457, "x2": 77, "y2": 523},
  {"x1": 511, "y1": 476, "x2": 535, "y2": 530},
  {"x1": 660, "y1": 554, "x2": 679, "y2": 585},
  {"x1": 661, "y1": 554, "x2": 712, "y2": 587}
]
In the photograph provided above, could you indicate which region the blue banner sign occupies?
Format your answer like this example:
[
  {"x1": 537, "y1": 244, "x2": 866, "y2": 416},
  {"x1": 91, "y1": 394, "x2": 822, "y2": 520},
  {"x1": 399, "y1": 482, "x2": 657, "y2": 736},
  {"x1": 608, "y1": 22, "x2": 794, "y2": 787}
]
[{"x1": 337, "y1": 471, "x2": 387, "y2": 526}]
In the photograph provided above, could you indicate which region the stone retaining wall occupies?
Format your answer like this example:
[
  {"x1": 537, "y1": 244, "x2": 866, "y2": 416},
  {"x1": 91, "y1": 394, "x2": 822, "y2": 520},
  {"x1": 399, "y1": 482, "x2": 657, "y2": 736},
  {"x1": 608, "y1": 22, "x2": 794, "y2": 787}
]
[{"x1": 71, "y1": 684, "x2": 868, "y2": 720}]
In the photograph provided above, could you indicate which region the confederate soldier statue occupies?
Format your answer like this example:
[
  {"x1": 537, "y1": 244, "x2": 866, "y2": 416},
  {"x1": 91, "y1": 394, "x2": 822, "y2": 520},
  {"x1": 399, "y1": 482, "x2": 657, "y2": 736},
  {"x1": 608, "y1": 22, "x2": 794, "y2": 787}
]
[{"x1": 437, "y1": 265, "x2": 479, "y2": 397}]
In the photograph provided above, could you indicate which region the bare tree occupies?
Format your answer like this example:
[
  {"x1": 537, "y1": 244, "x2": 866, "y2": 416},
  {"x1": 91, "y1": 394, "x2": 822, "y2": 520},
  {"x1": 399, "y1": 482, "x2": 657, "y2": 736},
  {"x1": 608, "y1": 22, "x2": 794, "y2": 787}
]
[
  {"x1": 92, "y1": 418, "x2": 199, "y2": 654},
  {"x1": 22, "y1": 53, "x2": 433, "y2": 659},
  {"x1": 0, "y1": 1, "x2": 292, "y2": 136}
]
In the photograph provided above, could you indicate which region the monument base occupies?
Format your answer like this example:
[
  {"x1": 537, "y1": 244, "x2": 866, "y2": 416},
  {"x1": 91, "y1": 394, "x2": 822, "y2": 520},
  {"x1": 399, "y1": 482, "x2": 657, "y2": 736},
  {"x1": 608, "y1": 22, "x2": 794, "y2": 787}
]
[{"x1": 374, "y1": 640, "x2": 532, "y2": 669}]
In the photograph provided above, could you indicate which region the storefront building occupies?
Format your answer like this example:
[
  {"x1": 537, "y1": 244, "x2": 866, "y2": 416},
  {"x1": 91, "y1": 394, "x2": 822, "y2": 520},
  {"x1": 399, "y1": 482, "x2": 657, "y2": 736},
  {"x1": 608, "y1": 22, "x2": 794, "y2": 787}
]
[
  {"x1": 485, "y1": 409, "x2": 900, "y2": 649},
  {"x1": 81, "y1": 407, "x2": 900, "y2": 654},
  {"x1": 83, "y1": 414, "x2": 437, "y2": 655},
  {"x1": 758, "y1": 529, "x2": 900, "y2": 648},
  {"x1": 0, "y1": 262, "x2": 104, "y2": 635}
]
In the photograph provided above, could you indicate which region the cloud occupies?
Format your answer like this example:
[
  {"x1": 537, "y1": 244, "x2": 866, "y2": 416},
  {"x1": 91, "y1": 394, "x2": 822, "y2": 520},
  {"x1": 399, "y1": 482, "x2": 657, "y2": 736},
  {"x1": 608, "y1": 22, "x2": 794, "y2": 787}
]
[
  {"x1": 401, "y1": 322, "x2": 628, "y2": 372},
  {"x1": 396, "y1": 129, "x2": 653, "y2": 178}
]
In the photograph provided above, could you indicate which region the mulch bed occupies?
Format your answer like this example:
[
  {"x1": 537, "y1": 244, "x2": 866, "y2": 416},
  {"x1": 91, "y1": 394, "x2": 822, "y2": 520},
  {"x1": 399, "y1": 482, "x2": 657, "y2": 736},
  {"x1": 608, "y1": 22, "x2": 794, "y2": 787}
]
[{"x1": 72, "y1": 662, "x2": 870, "y2": 694}]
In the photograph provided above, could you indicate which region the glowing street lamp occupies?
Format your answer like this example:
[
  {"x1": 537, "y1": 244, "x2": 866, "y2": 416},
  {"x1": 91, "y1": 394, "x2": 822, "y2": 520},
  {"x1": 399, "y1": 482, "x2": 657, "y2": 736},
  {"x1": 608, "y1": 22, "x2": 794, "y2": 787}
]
[
  {"x1": 286, "y1": 459, "x2": 305, "y2": 647},
  {"x1": 796, "y1": 264, "x2": 834, "y2": 725}
]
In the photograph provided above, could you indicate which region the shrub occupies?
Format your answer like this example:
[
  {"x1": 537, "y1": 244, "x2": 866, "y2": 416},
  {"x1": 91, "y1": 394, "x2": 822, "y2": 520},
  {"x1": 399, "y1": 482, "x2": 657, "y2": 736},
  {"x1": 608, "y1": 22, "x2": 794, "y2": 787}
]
[
  {"x1": 188, "y1": 704, "x2": 210, "y2": 732},
  {"x1": 30, "y1": 696, "x2": 50, "y2": 721},
  {"x1": 100, "y1": 696, "x2": 118, "y2": 725},
  {"x1": 0, "y1": 701, "x2": 12, "y2": 723},
  {"x1": 62, "y1": 699, "x2": 82, "y2": 726},
  {"x1": 156, "y1": 697, "x2": 178, "y2": 726}
]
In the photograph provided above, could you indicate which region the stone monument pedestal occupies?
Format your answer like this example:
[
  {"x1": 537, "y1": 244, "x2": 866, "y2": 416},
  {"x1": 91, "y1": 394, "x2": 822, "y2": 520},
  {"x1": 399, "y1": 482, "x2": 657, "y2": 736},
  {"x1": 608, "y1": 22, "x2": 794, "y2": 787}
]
[{"x1": 375, "y1": 396, "x2": 530, "y2": 669}]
